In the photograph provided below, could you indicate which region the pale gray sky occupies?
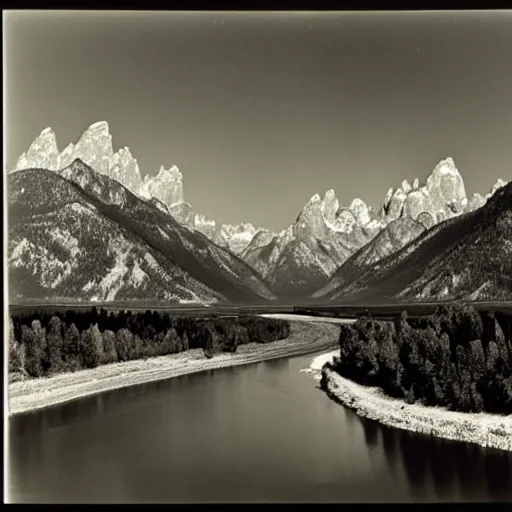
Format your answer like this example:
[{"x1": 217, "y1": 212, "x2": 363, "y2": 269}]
[{"x1": 4, "y1": 10, "x2": 512, "y2": 230}]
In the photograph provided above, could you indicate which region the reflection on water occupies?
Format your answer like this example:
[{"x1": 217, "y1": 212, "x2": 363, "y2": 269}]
[
  {"x1": 8, "y1": 354, "x2": 512, "y2": 503},
  {"x1": 359, "y1": 414, "x2": 512, "y2": 502}
]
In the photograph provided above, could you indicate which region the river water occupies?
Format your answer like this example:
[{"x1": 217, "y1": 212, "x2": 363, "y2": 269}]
[{"x1": 7, "y1": 353, "x2": 512, "y2": 503}]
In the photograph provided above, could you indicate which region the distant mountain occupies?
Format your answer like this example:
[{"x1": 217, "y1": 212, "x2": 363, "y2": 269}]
[
  {"x1": 241, "y1": 158, "x2": 508, "y2": 298},
  {"x1": 10, "y1": 123, "x2": 509, "y2": 304},
  {"x1": 12, "y1": 122, "x2": 275, "y2": 256},
  {"x1": 239, "y1": 192, "x2": 382, "y2": 298},
  {"x1": 313, "y1": 174, "x2": 508, "y2": 302},
  {"x1": 312, "y1": 181, "x2": 512, "y2": 303},
  {"x1": 8, "y1": 160, "x2": 277, "y2": 304}
]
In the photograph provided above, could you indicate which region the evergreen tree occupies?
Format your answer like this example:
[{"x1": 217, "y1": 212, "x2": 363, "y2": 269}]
[
  {"x1": 142, "y1": 324, "x2": 157, "y2": 342},
  {"x1": 470, "y1": 381, "x2": 485, "y2": 413},
  {"x1": 80, "y1": 327, "x2": 93, "y2": 368},
  {"x1": 494, "y1": 320, "x2": 511, "y2": 366},
  {"x1": 454, "y1": 305, "x2": 484, "y2": 347},
  {"x1": 8, "y1": 317, "x2": 24, "y2": 373},
  {"x1": 458, "y1": 369, "x2": 473, "y2": 412},
  {"x1": 163, "y1": 327, "x2": 179, "y2": 354},
  {"x1": 132, "y1": 335, "x2": 144, "y2": 359},
  {"x1": 182, "y1": 331, "x2": 190, "y2": 351},
  {"x1": 63, "y1": 323, "x2": 81, "y2": 371},
  {"x1": 23, "y1": 324, "x2": 43, "y2": 377},
  {"x1": 89, "y1": 324, "x2": 103, "y2": 368},
  {"x1": 101, "y1": 330, "x2": 118, "y2": 364},
  {"x1": 468, "y1": 339, "x2": 486, "y2": 381},
  {"x1": 46, "y1": 315, "x2": 64, "y2": 373},
  {"x1": 483, "y1": 341, "x2": 504, "y2": 412},
  {"x1": 115, "y1": 328, "x2": 133, "y2": 362}
]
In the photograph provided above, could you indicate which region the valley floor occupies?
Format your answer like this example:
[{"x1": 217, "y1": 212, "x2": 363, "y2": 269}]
[
  {"x1": 304, "y1": 352, "x2": 512, "y2": 452},
  {"x1": 8, "y1": 318, "x2": 347, "y2": 416}
]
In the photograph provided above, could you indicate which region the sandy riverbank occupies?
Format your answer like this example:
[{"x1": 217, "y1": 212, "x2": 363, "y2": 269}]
[
  {"x1": 304, "y1": 352, "x2": 512, "y2": 452},
  {"x1": 8, "y1": 318, "x2": 344, "y2": 417}
]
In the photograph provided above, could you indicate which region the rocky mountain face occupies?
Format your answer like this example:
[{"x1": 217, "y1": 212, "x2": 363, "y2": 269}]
[
  {"x1": 312, "y1": 181, "x2": 512, "y2": 303},
  {"x1": 8, "y1": 160, "x2": 277, "y2": 304},
  {"x1": 239, "y1": 191, "x2": 383, "y2": 298},
  {"x1": 12, "y1": 122, "x2": 273, "y2": 256},
  {"x1": 241, "y1": 157, "x2": 507, "y2": 298},
  {"x1": 379, "y1": 158, "x2": 467, "y2": 224},
  {"x1": 313, "y1": 165, "x2": 507, "y2": 302},
  {"x1": 10, "y1": 122, "x2": 508, "y2": 304}
]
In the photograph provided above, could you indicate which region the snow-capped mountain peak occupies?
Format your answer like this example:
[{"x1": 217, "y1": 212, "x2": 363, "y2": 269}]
[
  {"x1": 140, "y1": 165, "x2": 184, "y2": 207},
  {"x1": 349, "y1": 198, "x2": 370, "y2": 226},
  {"x1": 320, "y1": 189, "x2": 340, "y2": 223},
  {"x1": 16, "y1": 126, "x2": 60, "y2": 171}
]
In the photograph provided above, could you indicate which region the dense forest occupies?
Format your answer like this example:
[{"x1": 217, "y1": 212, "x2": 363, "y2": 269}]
[
  {"x1": 324, "y1": 304, "x2": 512, "y2": 415},
  {"x1": 8, "y1": 307, "x2": 291, "y2": 381}
]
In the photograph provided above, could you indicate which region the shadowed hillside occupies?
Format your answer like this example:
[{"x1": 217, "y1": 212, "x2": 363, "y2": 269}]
[
  {"x1": 8, "y1": 161, "x2": 277, "y2": 304},
  {"x1": 313, "y1": 183, "x2": 512, "y2": 303}
]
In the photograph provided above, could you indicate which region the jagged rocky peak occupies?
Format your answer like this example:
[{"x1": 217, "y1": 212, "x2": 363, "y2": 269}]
[
  {"x1": 349, "y1": 198, "x2": 370, "y2": 226},
  {"x1": 222, "y1": 223, "x2": 261, "y2": 239},
  {"x1": 401, "y1": 179, "x2": 412, "y2": 193},
  {"x1": 426, "y1": 157, "x2": 467, "y2": 212},
  {"x1": 219, "y1": 222, "x2": 266, "y2": 254},
  {"x1": 468, "y1": 192, "x2": 486, "y2": 211},
  {"x1": 403, "y1": 187, "x2": 434, "y2": 221},
  {"x1": 466, "y1": 179, "x2": 507, "y2": 212},
  {"x1": 14, "y1": 120, "x2": 145, "y2": 196},
  {"x1": 194, "y1": 212, "x2": 217, "y2": 237},
  {"x1": 59, "y1": 142, "x2": 76, "y2": 169},
  {"x1": 378, "y1": 158, "x2": 470, "y2": 224},
  {"x1": 16, "y1": 127, "x2": 60, "y2": 171},
  {"x1": 386, "y1": 187, "x2": 408, "y2": 221},
  {"x1": 294, "y1": 193, "x2": 329, "y2": 238},
  {"x1": 308, "y1": 193, "x2": 322, "y2": 204},
  {"x1": 73, "y1": 121, "x2": 114, "y2": 174},
  {"x1": 488, "y1": 178, "x2": 507, "y2": 198},
  {"x1": 323, "y1": 188, "x2": 337, "y2": 201},
  {"x1": 140, "y1": 165, "x2": 184, "y2": 207},
  {"x1": 110, "y1": 146, "x2": 142, "y2": 190},
  {"x1": 320, "y1": 188, "x2": 340, "y2": 223},
  {"x1": 225, "y1": 223, "x2": 257, "y2": 234},
  {"x1": 381, "y1": 187, "x2": 394, "y2": 216},
  {"x1": 68, "y1": 122, "x2": 143, "y2": 193},
  {"x1": 334, "y1": 208, "x2": 358, "y2": 233}
]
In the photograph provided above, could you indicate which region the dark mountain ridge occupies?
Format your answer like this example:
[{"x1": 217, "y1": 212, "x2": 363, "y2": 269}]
[
  {"x1": 8, "y1": 160, "x2": 277, "y2": 304},
  {"x1": 313, "y1": 182, "x2": 512, "y2": 303}
]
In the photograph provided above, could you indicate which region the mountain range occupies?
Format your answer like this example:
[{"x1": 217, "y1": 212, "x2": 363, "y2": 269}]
[
  {"x1": 8, "y1": 160, "x2": 276, "y2": 304},
  {"x1": 7, "y1": 121, "x2": 510, "y2": 304}
]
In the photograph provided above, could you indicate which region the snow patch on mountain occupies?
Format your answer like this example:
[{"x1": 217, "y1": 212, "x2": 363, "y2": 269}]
[
  {"x1": 95, "y1": 243, "x2": 132, "y2": 301},
  {"x1": 156, "y1": 226, "x2": 170, "y2": 240},
  {"x1": 349, "y1": 198, "x2": 370, "y2": 226},
  {"x1": 13, "y1": 122, "x2": 276, "y2": 254},
  {"x1": 10, "y1": 238, "x2": 31, "y2": 264},
  {"x1": 130, "y1": 260, "x2": 148, "y2": 288},
  {"x1": 140, "y1": 165, "x2": 184, "y2": 207}
]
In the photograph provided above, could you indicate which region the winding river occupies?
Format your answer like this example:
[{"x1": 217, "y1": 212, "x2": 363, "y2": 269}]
[{"x1": 8, "y1": 352, "x2": 512, "y2": 503}]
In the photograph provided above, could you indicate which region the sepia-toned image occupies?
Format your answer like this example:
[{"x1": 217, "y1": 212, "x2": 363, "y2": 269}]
[{"x1": 3, "y1": 9, "x2": 512, "y2": 504}]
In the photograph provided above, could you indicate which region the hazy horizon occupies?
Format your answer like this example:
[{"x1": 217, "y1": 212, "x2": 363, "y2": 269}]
[{"x1": 4, "y1": 10, "x2": 512, "y2": 231}]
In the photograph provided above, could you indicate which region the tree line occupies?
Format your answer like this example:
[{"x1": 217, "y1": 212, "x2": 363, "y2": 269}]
[
  {"x1": 8, "y1": 307, "x2": 291, "y2": 380},
  {"x1": 324, "y1": 304, "x2": 512, "y2": 415}
]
